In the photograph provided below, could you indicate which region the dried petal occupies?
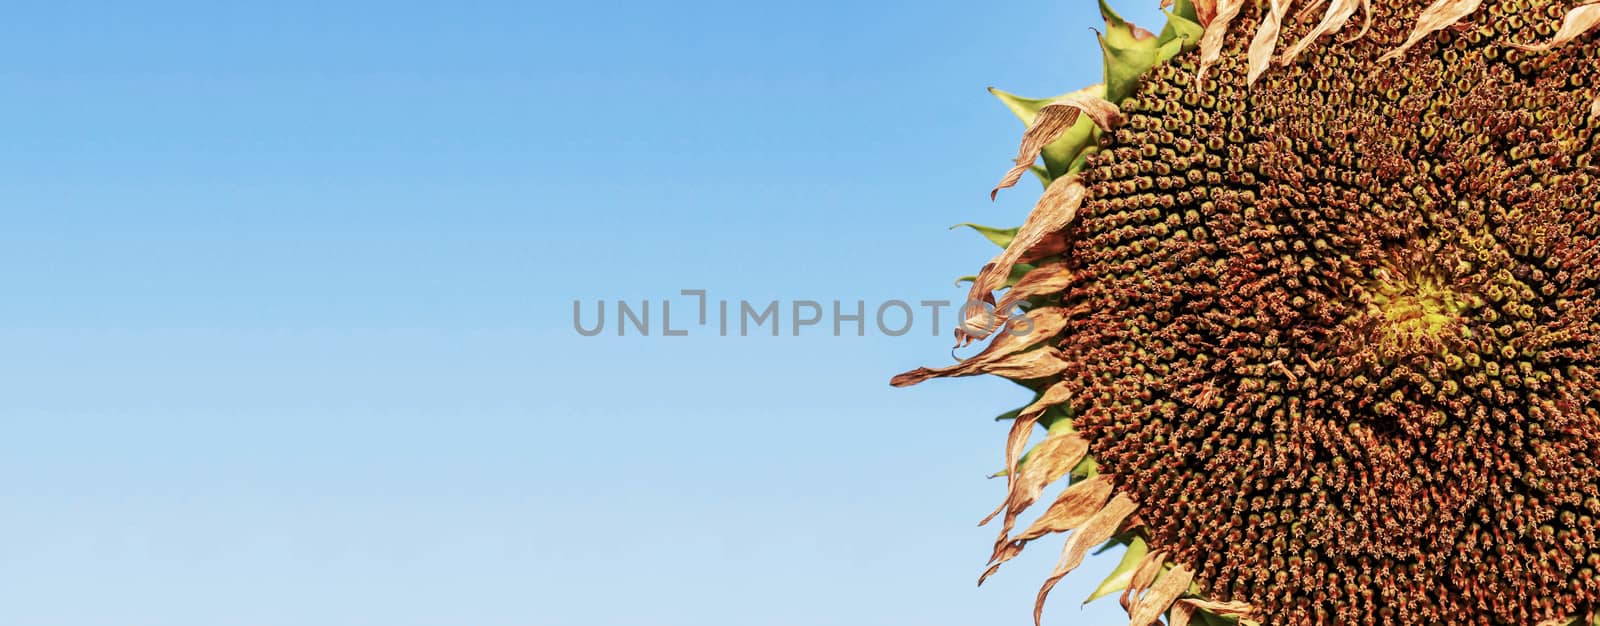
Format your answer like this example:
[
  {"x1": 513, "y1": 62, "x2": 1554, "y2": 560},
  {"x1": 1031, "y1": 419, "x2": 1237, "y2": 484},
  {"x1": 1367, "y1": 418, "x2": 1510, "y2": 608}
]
[
  {"x1": 1085, "y1": 537, "x2": 1150, "y2": 604},
  {"x1": 996, "y1": 263, "x2": 1076, "y2": 316},
  {"x1": 1512, "y1": 2, "x2": 1600, "y2": 52},
  {"x1": 1246, "y1": 0, "x2": 1293, "y2": 86},
  {"x1": 890, "y1": 306, "x2": 1069, "y2": 386},
  {"x1": 958, "y1": 176, "x2": 1088, "y2": 343},
  {"x1": 1195, "y1": 0, "x2": 1246, "y2": 89},
  {"x1": 1120, "y1": 550, "x2": 1168, "y2": 611},
  {"x1": 1379, "y1": 0, "x2": 1483, "y2": 62},
  {"x1": 992, "y1": 91, "x2": 1122, "y2": 199},
  {"x1": 1013, "y1": 475, "x2": 1114, "y2": 543},
  {"x1": 1129, "y1": 565, "x2": 1193, "y2": 626},
  {"x1": 1280, "y1": 0, "x2": 1362, "y2": 66},
  {"x1": 1192, "y1": 0, "x2": 1219, "y2": 26},
  {"x1": 1169, "y1": 602, "x2": 1198, "y2": 626},
  {"x1": 1034, "y1": 494, "x2": 1137, "y2": 626},
  {"x1": 986, "y1": 433, "x2": 1091, "y2": 557},
  {"x1": 980, "y1": 476, "x2": 1115, "y2": 585}
]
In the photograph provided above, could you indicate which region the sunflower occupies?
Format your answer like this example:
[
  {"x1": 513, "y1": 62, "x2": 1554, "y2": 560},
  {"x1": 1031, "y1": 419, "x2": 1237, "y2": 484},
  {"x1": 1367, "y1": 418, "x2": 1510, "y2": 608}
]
[{"x1": 893, "y1": 1, "x2": 1600, "y2": 625}]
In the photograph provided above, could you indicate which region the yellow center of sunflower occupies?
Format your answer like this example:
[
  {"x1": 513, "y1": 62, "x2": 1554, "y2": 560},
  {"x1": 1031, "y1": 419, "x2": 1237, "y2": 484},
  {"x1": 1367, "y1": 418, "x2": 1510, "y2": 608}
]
[{"x1": 1368, "y1": 266, "x2": 1472, "y2": 350}]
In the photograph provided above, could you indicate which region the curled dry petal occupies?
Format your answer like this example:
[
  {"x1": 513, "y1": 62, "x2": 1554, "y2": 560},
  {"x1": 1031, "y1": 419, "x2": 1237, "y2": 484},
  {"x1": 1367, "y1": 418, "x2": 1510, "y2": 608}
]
[
  {"x1": 1195, "y1": 0, "x2": 1246, "y2": 89},
  {"x1": 1191, "y1": 0, "x2": 1219, "y2": 26},
  {"x1": 1379, "y1": 0, "x2": 1483, "y2": 62},
  {"x1": 979, "y1": 476, "x2": 1114, "y2": 585},
  {"x1": 1034, "y1": 494, "x2": 1138, "y2": 626},
  {"x1": 979, "y1": 383, "x2": 1071, "y2": 525},
  {"x1": 996, "y1": 263, "x2": 1076, "y2": 320},
  {"x1": 1120, "y1": 550, "x2": 1168, "y2": 611},
  {"x1": 1246, "y1": 0, "x2": 1293, "y2": 86},
  {"x1": 1013, "y1": 475, "x2": 1114, "y2": 543},
  {"x1": 1129, "y1": 565, "x2": 1194, "y2": 626},
  {"x1": 890, "y1": 306, "x2": 1069, "y2": 387},
  {"x1": 1169, "y1": 602, "x2": 1199, "y2": 626},
  {"x1": 1279, "y1": 0, "x2": 1362, "y2": 67},
  {"x1": 1512, "y1": 2, "x2": 1600, "y2": 52},
  {"x1": 991, "y1": 91, "x2": 1123, "y2": 200},
  {"x1": 958, "y1": 177, "x2": 1088, "y2": 344},
  {"x1": 985, "y1": 433, "x2": 1090, "y2": 560},
  {"x1": 979, "y1": 346, "x2": 1072, "y2": 381},
  {"x1": 1592, "y1": 97, "x2": 1600, "y2": 119}
]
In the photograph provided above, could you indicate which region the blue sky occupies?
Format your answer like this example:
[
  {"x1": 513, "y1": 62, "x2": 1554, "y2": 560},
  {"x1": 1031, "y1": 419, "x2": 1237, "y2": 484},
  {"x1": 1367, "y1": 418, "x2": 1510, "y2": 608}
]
[{"x1": 0, "y1": 1, "x2": 1170, "y2": 624}]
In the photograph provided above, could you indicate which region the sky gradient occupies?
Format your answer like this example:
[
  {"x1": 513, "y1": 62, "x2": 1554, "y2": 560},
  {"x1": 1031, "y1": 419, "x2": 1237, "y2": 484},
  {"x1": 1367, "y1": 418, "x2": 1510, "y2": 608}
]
[{"x1": 2, "y1": 1, "x2": 1169, "y2": 624}]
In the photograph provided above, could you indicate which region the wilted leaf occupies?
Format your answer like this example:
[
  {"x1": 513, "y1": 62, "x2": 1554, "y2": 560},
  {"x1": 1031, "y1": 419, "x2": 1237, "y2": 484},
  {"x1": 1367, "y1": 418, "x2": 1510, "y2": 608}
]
[
  {"x1": 1280, "y1": 0, "x2": 1362, "y2": 66},
  {"x1": 1084, "y1": 536, "x2": 1149, "y2": 604},
  {"x1": 1196, "y1": 0, "x2": 1246, "y2": 88},
  {"x1": 1129, "y1": 564, "x2": 1193, "y2": 626},
  {"x1": 992, "y1": 92, "x2": 1120, "y2": 199},
  {"x1": 1034, "y1": 494, "x2": 1138, "y2": 626},
  {"x1": 1379, "y1": 0, "x2": 1483, "y2": 62},
  {"x1": 1512, "y1": 2, "x2": 1600, "y2": 52},
  {"x1": 952, "y1": 223, "x2": 1020, "y2": 248},
  {"x1": 1247, "y1": 0, "x2": 1293, "y2": 86}
]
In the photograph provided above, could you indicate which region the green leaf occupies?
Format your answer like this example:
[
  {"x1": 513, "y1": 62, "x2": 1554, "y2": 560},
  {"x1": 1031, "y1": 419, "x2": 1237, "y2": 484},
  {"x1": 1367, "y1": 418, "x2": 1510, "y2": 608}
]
[
  {"x1": 1084, "y1": 536, "x2": 1149, "y2": 604},
  {"x1": 950, "y1": 222, "x2": 1019, "y2": 248},
  {"x1": 988, "y1": 86, "x2": 1103, "y2": 179},
  {"x1": 1171, "y1": 0, "x2": 1200, "y2": 23},
  {"x1": 1098, "y1": 0, "x2": 1163, "y2": 105},
  {"x1": 1156, "y1": 34, "x2": 1189, "y2": 63},
  {"x1": 1157, "y1": 9, "x2": 1204, "y2": 53}
]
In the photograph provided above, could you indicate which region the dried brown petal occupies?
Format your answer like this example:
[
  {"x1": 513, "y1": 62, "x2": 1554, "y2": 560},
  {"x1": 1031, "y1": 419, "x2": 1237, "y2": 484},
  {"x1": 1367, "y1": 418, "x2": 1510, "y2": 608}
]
[
  {"x1": 1379, "y1": 0, "x2": 1483, "y2": 62},
  {"x1": 986, "y1": 433, "x2": 1091, "y2": 558},
  {"x1": 1013, "y1": 475, "x2": 1114, "y2": 543},
  {"x1": 1192, "y1": 0, "x2": 1219, "y2": 26},
  {"x1": 1512, "y1": 2, "x2": 1600, "y2": 52},
  {"x1": 958, "y1": 177, "x2": 1087, "y2": 344},
  {"x1": 1119, "y1": 550, "x2": 1168, "y2": 611},
  {"x1": 1128, "y1": 565, "x2": 1194, "y2": 626},
  {"x1": 1195, "y1": 0, "x2": 1246, "y2": 88},
  {"x1": 995, "y1": 263, "x2": 1076, "y2": 317},
  {"x1": 1169, "y1": 599, "x2": 1256, "y2": 626},
  {"x1": 991, "y1": 91, "x2": 1122, "y2": 200},
  {"x1": 980, "y1": 476, "x2": 1115, "y2": 585},
  {"x1": 1246, "y1": 0, "x2": 1293, "y2": 86},
  {"x1": 1034, "y1": 494, "x2": 1137, "y2": 626},
  {"x1": 890, "y1": 306, "x2": 1069, "y2": 387},
  {"x1": 1279, "y1": 0, "x2": 1362, "y2": 66},
  {"x1": 1168, "y1": 602, "x2": 1198, "y2": 626}
]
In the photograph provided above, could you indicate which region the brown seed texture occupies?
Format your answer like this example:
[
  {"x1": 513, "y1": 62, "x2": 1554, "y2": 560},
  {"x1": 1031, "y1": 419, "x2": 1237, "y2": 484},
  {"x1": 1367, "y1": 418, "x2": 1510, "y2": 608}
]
[{"x1": 1058, "y1": 0, "x2": 1600, "y2": 623}]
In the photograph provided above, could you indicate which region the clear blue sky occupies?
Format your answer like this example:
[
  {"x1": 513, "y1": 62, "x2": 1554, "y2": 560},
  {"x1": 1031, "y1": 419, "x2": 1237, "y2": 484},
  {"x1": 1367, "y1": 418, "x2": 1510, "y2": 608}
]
[{"x1": 0, "y1": 1, "x2": 1170, "y2": 624}]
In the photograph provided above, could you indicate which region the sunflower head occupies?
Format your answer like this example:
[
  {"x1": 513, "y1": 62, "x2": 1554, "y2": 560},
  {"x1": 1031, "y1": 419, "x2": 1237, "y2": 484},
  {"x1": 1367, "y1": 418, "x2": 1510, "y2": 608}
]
[{"x1": 895, "y1": 1, "x2": 1600, "y2": 625}]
